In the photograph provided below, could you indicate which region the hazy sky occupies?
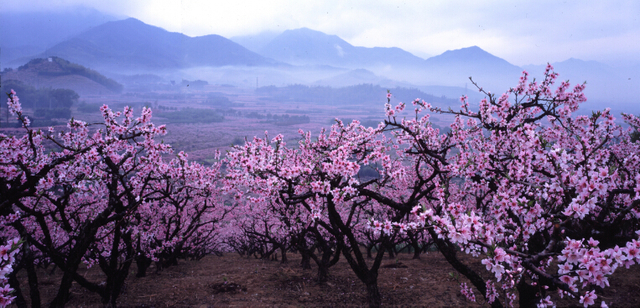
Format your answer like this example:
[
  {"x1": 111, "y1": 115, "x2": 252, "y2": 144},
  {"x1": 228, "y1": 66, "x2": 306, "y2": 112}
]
[{"x1": 5, "y1": 0, "x2": 639, "y2": 66}]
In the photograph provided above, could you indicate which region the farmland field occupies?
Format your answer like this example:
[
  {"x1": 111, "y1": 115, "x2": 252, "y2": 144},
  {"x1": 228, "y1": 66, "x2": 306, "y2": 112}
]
[{"x1": 62, "y1": 85, "x2": 456, "y2": 164}]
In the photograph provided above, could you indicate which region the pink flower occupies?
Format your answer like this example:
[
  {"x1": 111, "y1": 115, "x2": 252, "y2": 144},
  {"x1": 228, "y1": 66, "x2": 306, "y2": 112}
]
[
  {"x1": 579, "y1": 290, "x2": 597, "y2": 307},
  {"x1": 494, "y1": 248, "x2": 507, "y2": 262},
  {"x1": 382, "y1": 222, "x2": 393, "y2": 235},
  {"x1": 0, "y1": 246, "x2": 9, "y2": 261}
]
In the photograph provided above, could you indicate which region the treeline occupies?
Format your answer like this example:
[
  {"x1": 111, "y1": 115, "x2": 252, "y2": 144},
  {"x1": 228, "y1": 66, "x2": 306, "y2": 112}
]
[
  {"x1": 255, "y1": 84, "x2": 459, "y2": 107},
  {"x1": 2, "y1": 80, "x2": 78, "y2": 110},
  {"x1": 1, "y1": 79, "x2": 78, "y2": 126},
  {"x1": 245, "y1": 111, "x2": 310, "y2": 126},
  {"x1": 160, "y1": 108, "x2": 224, "y2": 124},
  {"x1": 18, "y1": 57, "x2": 123, "y2": 93},
  {"x1": 181, "y1": 79, "x2": 208, "y2": 89}
]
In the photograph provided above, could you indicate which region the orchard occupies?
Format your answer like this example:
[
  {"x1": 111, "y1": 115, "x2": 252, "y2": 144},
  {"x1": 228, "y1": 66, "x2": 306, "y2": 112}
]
[{"x1": 1, "y1": 66, "x2": 640, "y2": 307}]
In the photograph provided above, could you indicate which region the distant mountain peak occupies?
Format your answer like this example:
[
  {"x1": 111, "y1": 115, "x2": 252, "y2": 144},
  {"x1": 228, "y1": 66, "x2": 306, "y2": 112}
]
[
  {"x1": 277, "y1": 27, "x2": 347, "y2": 43},
  {"x1": 123, "y1": 17, "x2": 143, "y2": 22},
  {"x1": 291, "y1": 27, "x2": 317, "y2": 32},
  {"x1": 36, "y1": 18, "x2": 278, "y2": 71},
  {"x1": 558, "y1": 57, "x2": 598, "y2": 65},
  {"x1": 93, "y1": 17, "x2": 147, "y2": 28},
  {"x1": 259, "y1": 28, "x2": 424, "y2": 68},
  {"x1": 439, "y1": 46, "x2": 494, "y2": 58},
  {"x1": 425, "y1": 46, "x2": 518, "y2": 68},
  {"x1": 286, "y1": 27, "x2": 329, "y2": 35}
]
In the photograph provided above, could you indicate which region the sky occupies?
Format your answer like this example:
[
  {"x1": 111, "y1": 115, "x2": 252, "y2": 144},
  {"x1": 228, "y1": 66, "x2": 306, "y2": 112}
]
[{"x1": 4, "y1": 0, "x2": 640, "y2": 66}]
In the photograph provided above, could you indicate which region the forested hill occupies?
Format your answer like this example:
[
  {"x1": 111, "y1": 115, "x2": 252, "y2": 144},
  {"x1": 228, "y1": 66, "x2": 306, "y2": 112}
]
[
  {"x1": 1, "y1": 57, "x2": 123, "y2": 95},
  {"x1": 255, "y1": 84, "x2": 460, "y2": 109}
]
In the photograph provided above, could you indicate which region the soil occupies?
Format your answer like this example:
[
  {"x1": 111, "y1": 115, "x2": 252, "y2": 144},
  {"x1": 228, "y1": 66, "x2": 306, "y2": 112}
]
[{"x1": 12, "y1": 251, "x2": 640, "y2": 307}]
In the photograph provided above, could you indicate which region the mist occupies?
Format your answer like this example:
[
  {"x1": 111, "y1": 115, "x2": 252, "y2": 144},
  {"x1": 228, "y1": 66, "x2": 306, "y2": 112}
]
[{"x1": 2, "y1": 6, "x2": 639, "y2": 130}]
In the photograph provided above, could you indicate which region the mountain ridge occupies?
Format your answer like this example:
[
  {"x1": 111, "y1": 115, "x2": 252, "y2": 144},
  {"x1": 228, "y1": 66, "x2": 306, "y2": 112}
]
[
  {"x1": 258, "y1": 27, "x2": 426, "y2": 69},
  {"x1": 28, "y1": 18, "x2": 282, "y2": 72}
]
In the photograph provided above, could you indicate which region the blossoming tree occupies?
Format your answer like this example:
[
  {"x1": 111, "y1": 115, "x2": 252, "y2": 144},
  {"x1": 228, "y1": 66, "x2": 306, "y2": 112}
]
[
  {"x1": 225, "y1": 116, "x2": 448, "y2": 307},
  {"x1": 391, "y1": 66, "x2": 640, "y2": 307},
  {"x1": 1, "y1": 91, "x2": 229, "y2": 307}
]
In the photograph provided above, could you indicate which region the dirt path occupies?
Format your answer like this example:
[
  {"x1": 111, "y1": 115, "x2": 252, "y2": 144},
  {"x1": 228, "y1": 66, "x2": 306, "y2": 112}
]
[{"x1": 14, "y1": 251, "x2": 640, "y2": 307}]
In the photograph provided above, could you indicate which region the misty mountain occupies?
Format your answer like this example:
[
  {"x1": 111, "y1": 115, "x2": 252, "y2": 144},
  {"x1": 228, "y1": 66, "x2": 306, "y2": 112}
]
[
  {"x1": 2, "y1": 56, "x2": 123, "y2": 95},
  {"x1": 4, "y1": 10, "x2": 634, "y2": 114},
  {"x1": 27, "y1": 18, "x2": 281, "y2": 72},
  {"x1": 258, "y1": 28, "x2": 425, "y2": 69},
  {"x1": 414, "y1": 46, "x2": 523, "y2": 91},
  {"x1": 230, "y1": 31, "x2": 282, "y2": 53},
  {"x1": 0, "y1": 7, "x2": 119, "y2": 63}
]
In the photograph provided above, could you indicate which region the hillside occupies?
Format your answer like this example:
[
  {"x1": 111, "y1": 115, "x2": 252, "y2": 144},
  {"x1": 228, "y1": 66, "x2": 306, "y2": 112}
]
[
  {"x1": 2, "y1": 57, "x2": 123, "y2": 95},
  {"x1": 37, "y1": 18, "x2": 281, "y2": 72}
]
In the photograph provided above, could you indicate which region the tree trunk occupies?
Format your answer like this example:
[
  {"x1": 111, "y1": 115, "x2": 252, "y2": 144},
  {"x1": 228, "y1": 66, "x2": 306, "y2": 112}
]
[
  {"x1": 429, "y1": 229, "x2": 504, "y2": 308},
  {"x1": 8, "y1": 269, "x2": 27, "y2": 308},
  {"x1": 300, "y1": 251, "x2": 312, "y2": 270},
  {"x1": 280, "y1": 246, "x2": 288, "y2": 263},
  {"x1": 412, "y1": 247, "x2": 421, "y2": 259},
  {"x1": 49, "y1": 272, "x2": 74, "y2": 308},
  {"x1": 136, "y1": 255, "x2": 153, "y2": 277},
  {"x1": 102, "y1": 230, "x2": 135, "y2": 307},
  {"x1": 366, "y1": 280, "x2": 382, "y2": 308},
  {"x1": 386, "y1": 243, "x2": 395, "y2": 259},
  {"x1": 25, "y1": 253, "x2": 42, "y2": 308},
  {"x1": 317, "y1": 265, "x2": 329, "y2": 284},
  {"x1": 409, "y1": 232, "x2": 421, "y2": 259}
]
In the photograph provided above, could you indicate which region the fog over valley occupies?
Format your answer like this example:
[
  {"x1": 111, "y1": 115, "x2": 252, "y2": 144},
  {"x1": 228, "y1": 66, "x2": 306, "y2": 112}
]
[{"x1": 1, "y1": 3, "x2": 639, "y2": 158}]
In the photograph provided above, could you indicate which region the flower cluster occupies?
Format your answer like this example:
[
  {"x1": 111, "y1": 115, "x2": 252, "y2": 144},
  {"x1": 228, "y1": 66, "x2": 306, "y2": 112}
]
[
  {"x1": 459, "y1": 282, "x2": 476, "y2": 302},
  {"x1": 0, "y1": 238, "x2": 21, "y2": 308}
]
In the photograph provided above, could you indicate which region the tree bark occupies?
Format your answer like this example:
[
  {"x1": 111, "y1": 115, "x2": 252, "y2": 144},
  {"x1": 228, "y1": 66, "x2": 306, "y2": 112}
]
[
  {"x1": 25, "y1": 252, "x2": 42, "y2": 308},
  {"x1": 49, "y1": 272, "x2": 74, "y2": 308},
  {"x1": 365, "y1": 279, "x2": 382, "y2": 308},
  {"x1": 136, "y1": 255, "x2": 152, "y2": 278},
  {"x1": 429, "y1": 229, "x2": 503, "y2": 308},
  {"x1": 8, "y1": 268, "x2": 27, "y2": 308},
  {"x1": 280, "y1": 246, "x2": 288, "y2": 263}
]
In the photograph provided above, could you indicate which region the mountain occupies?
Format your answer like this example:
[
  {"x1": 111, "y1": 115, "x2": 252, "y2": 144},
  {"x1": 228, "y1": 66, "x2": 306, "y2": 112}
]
[
  {"x1": 230, "y1": 31, "x2": 282, "y2": 53},
  {"x1": 1, "y1": 57, "x2": 123, "y2": 95},
  {"x1": 0, "y1": 7, "x2": 120, "y2": 63},
  {"x1": 26, "y1": 18, "x2": 281, "y2": 72},
  {"x1": 258, "y1": 28, "x2": 425, "y2": 69},
  {"x1": 417, "y1": 46, "x2": 523, "y2": 91}
]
